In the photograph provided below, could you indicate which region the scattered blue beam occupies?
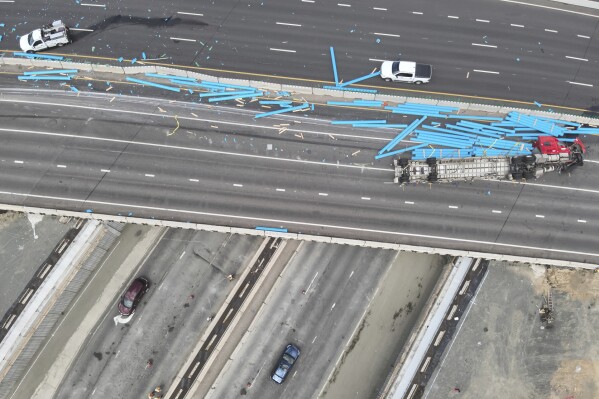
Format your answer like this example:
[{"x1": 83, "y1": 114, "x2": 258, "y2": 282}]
[
  {"x1": 337, "y1": 71, "x2": 380, "y2": 88},
  {"x1": 255, "y1": 102, "x2": 310, "y2": 119},
  {"x1": 125, "y1": 77, "x2": 181, "y2": 92},
  {"x1": 13, "y1": 52, "x2": 64, "y2": 60},
  {"x1": 447, "y1": 115, "x2": 503, "y2": 121},
  {"x1": 259, "y1": 100, "x2": 293, "y2": 105},
  {"x1": 256, "y1": 226, "x2": 288, "y2": 233},
  {"x1": 375, "y1": 143, "x2": 428, "y2": 159},
  {"x1": 197, "y1": 81, "x2": 257, "y2": 91},
  {"x1": 23, "y1": 69, "x2": 78, "y2": 75},
  {"x1": 352, "y1": 100, "x2": 383, "y2": 106},
  {"x1": 379, "y1": 116, "x2": 427, "y2": 154},
  {"x1": 170, "y1": 80, "x2": 215, "y2": 87},
  {"x1": 199, "y1": 90, "x2": 259, "y2": 98},
  {"x1": 331, "y1": 120, "x2": 387, "y2": 125},
  {"x1": 352, "y1": 123, "x2": 408, "y2": 128},
  {"x1": 322, "y1": 85, "x2": 378, "y2": 94},
  {"x1": 327, "y1": 101, "x2": 380, "y2": 107},
  {"x1": 208, "y1": 91, "x2": 263, "y2": 102},
  {"x1": 18, "y1": 75, "x2": 71, "y2": 81},
  {"x1": 330, "y1": 47, "x2": 339, "y2": 85},
  {"x1": 418, "y1": 126, "x2": 479, "y2": 139},
  {"x1": 145, "y1": 73, "x2": 197, "y2": 82}
]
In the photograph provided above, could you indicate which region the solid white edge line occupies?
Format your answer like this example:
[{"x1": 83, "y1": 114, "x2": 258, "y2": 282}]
[{"x1": 0, "y1": 190, "x2": 597, "y2": 259}]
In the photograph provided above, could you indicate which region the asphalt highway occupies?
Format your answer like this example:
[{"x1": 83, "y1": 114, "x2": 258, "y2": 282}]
[
  {"x1": 0, "y1": 0, "x2": 598, "y2": 109},
  {"x1": 0, "y1": 89, "x2": 597, "y2": 265}
]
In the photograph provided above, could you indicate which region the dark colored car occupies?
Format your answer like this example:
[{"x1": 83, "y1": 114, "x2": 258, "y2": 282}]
[
  {"x1": 118, "y1": 277, "x2": 149, "y2": 316},
  {"x1": 271, "y1": 344, "x2": 300, "y2": 384}
]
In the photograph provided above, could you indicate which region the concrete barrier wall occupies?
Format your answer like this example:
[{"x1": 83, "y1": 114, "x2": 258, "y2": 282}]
[{"x1": 2, "y1": 56, "x2": 597, "y2": 123}]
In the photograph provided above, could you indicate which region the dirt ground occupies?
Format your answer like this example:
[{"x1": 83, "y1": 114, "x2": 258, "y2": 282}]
[
  {"x1": 425, "y1": 262, "x2": 599, "y2": 399},
  {"x1": 319, "y1": 252, "x2": 448, "y2": 399}
]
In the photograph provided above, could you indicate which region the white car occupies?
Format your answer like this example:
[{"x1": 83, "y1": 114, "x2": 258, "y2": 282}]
[
  {"x1": 380, "y1": 60, "x2": 432, "y2": 84},
  {"x1": 19, "y1": 20, "x2": 71, "y2": 53}
]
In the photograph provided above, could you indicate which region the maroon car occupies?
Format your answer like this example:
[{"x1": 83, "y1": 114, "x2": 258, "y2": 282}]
[{"x1": 118, "y1": 277, "x2": 149, "y2": 316}]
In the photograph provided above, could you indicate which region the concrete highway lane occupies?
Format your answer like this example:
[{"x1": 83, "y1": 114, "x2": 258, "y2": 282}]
[
  {"x1": 54, "y1": 228, "x2": 264, "y2": 399},
  {"x1": 204, "y1": 242, "x2": 398, "y2": 399},
  {"x1": 1, "y1": 0, "x2": 599, "y2": 108},
  {"x1": 0, "y1": 91, "x2": 597, "y2": 265}
]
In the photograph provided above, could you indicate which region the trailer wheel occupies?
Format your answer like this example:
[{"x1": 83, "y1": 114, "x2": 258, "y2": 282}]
[
  {"x1": 427, "y1": 173, "x2": 438, "y2": 183},
  {"x1": 398, "y1": 158, "x2": 409, "y2": 168},
  {"x1": 426, "y1": 157, "x2": 437, "y2": 167},
  {"x1": 524, "y1": 155, "x2": 536, "y2": 165},
  {"x1": 399, "y1": 175, "x2": 410, "y2": 184}
]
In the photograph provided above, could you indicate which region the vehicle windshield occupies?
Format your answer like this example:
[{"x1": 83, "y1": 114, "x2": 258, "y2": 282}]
[
  {"x1": 123, "y1": 298, "x2": 133, "y2": 308},
  {"x1": 28, "y1": 34, "x2": 34, "y2": 46},
  {"x1": 283, "y1": 354, "x2": 295, "y2": 364},
  {"x1": 391, "y1": 61, "x2": 400, "y2": 73}
]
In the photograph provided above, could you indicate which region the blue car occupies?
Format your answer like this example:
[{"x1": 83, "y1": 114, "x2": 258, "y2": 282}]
[{"x1": 271, "y1": 344, "x2": 300, "y2": 384}]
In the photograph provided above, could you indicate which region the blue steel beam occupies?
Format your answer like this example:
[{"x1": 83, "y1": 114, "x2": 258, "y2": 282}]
[
  {"x1": 199, "y1": 90, "x2": 259, "y2": 98},
  {"x1": 23, "y1": 69, "x2": 78, "y2": 75},
  {"x1": 13, "y1": 52, "x2": 63, "y2": 60},
  {"x1": 378, "y1": 116, "x2": 427, "y2": 154},
  {"x1": 330, "y1": 47, "x2": 339, "y2": 85},
  {"x1": 145, "y1": 73, "x2": 197, "y2": 82},
  {"x1": 322, "y1": 85, "x2": 378, "y2": 93},
  {"x1": 352, "y1": 124, "x2": 408, "y2": 128},
  {"x1": 331, "y1": 120, "x2": 387, "y2": 125},
  {"x1": 255, "y1": 103, "x2": 310, "y2": 119},
  {"x1": 337, "y1": 72, "x2": 380, "y2": 88},
  {"x1": 256, "y1": 226, "x2": 288, "y2": 233},
  {"x1": 447, "y1": 115, "x2": 503, "y2": 121},
  {"x1": 18, "y1": 75, "x2": 71, "y2": 81},
  {"x1": 374, "y1": 143, "x2": 428, "y2": 159},
  {"x1": 208, "y1": 92, "x2": 263, "y2": 102},
  {"x1": 125, "y1": 77, "x2": 181, "y2": 92}
]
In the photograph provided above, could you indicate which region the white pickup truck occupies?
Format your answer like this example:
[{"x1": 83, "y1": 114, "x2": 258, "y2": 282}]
[
  {"x1": 19, "y1": 20, "x2": 71, "y2": 53},
  {"x1": 380, "y1": 60, "x2": 432, "y2": 84}
]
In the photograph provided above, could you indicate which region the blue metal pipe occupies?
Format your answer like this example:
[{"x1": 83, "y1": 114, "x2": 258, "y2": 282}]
[
  {"x1": 330, "y1": 47, "x2": 339, "y2": 85},
  {"x1": 337, "y1": 71, "x2": 380, "y2": 88},
  {"x1": 23, "y1": 69, "x2": 78, "y2": 75},
  {"x1": 255, "y1": 102, "x2": 310, "y2": 119},
  {"x1": 374, "y1": 143, "x2": 428, "y2": 159},
  {"x1": 208, "y1": 92, "x2": 263, "y2": 102}
]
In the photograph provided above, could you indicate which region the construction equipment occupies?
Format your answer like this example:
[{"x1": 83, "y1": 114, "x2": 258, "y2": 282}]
[
  {"x1": 19, "y1": 20, "x2": 71, "y2": 53},
  {"x1": 393, "y1": 136, "x2": 585, "y2": 184},
  {"x1": 539, "y1": 290, "x2": 554, "y2": 327}
]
